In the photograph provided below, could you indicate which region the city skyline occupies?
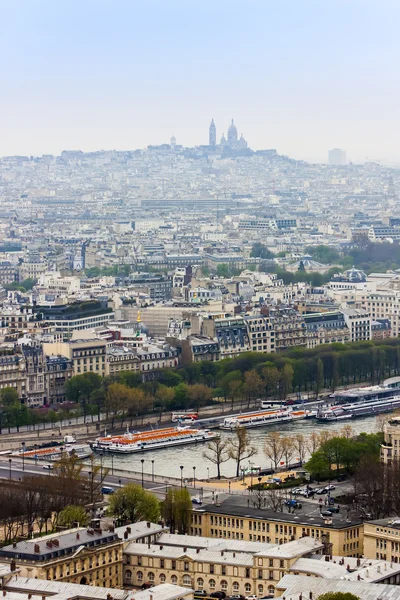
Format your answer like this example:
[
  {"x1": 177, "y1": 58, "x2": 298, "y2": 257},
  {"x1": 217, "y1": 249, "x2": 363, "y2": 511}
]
[{"x1": 0, "y1": 1, "x2": 399, "y2": 163}]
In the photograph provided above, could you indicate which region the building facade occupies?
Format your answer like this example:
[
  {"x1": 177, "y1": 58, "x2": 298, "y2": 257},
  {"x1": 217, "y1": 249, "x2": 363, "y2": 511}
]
[
  {"x1": 0, "y1": 527, "x2": 123, "y2": 588},
  {"x1": 191, "y1": 504, "x2": 363, "y2": 558}
]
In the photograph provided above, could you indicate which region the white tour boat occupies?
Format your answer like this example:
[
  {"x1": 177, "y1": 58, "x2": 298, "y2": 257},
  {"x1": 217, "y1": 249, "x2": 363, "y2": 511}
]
[{"x1": 92, "y1": 426, "x2": 218, "y2": 453}]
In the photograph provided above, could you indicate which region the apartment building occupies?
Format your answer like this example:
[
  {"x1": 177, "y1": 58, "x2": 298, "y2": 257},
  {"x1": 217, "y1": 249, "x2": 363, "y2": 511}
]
[
  {"x1": 270, "y1": 309, "x2": 308, "y2": 351},
  {"x1": 0, "y1": 261, "x2": 16, "y2": 285},
  {"x1": 342, "y1": 308, "x2": 372, "y2": 342},
  {"x1": 364, "y1": 518, "x2": 400, "y2": 564},
  {"x1": 37, "y1": 300, "x2": 114, "y2": 335},
  {"x1": 192, "y1": 502, "x2": 363, "y2": 558},
  {"x1": 304, "y1": 311, "x2": 350, "y2": 348},
  {"x1": 46, "y1": 354, "x2": 74, "y2": 404},
  {"x1": 381, "y1": 418, "x2": 400, "y2": 463},
  {"x1": 43, "y1": 339, "x2": 108, "y2": 377},
  {"x1": 204, "y1": 317, "x2": 251, "y2": 358},
  {"x1": 243, "y1": 314, "x2": 275, "y2": 353},
  {"x1": 123, "y1": 535, "x2": 324, "y2": 597},
  {"x1": 0, "y1": 348, "x2": 27, "y2": 397},
  {"x1": 0, "y1": 527, "x2": 123, "y2": 587}
]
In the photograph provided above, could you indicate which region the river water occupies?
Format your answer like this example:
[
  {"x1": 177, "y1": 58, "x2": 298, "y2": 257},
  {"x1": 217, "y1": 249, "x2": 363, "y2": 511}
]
[{"x1": 97, "y1": 415, "x2": 381, "y2": 481}]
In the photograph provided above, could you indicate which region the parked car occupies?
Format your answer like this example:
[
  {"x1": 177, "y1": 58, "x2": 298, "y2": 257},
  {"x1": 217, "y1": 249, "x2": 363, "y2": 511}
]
[
  {"x1": 327, "y1": 505, "x2": 340, "y2": 513},
  {"x1": 42, "y1": 464, "x2": 54, "y2": 470},
  {"x1": 210, "y1": 592, "x2": 226, "y2": 599},
  {"x1": 284, "y1": 499, "x2": 302, "y2": 509},
  {"x1": 325, "y1": 484, "x2": 336, "y2": 491},
  {"x1": 228, "y1": 595, "x2": 245, "y2": 600},
  {"x1": 316, "y1": 487, "x2": 327, "y2": 495},
  {"x1": 194, "y1": 591, "x2": 208, "y2": 598},
  {"x1": 245, "y1": 595, "x2": 258, "y2": 600},
  {"x1": 141, "y1": 583, "x2": 152, "y2": 590},
  {"x1": 321, "y1": 510, "x2": 334, "y2": 517},
  {"x1": 101, "y1": 486, "x2": 115, "y2": 495}
]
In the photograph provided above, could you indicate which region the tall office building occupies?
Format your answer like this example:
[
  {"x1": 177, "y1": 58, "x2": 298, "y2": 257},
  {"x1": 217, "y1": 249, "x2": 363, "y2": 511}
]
[
  {"x1": 209, "y1": 118, "x2": 216, "y2": 147},
  {"x1": 328, "y1": 148, "x2": 347, "y2": 165}
]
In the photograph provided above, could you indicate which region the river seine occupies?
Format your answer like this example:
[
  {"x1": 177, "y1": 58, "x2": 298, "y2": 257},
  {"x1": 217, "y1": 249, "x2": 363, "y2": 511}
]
[{"x1": 97, "y1": 414, "x2": 381, "y2": 481}]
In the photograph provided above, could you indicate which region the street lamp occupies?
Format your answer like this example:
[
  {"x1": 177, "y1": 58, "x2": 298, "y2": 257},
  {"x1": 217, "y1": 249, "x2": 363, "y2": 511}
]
[
  {"x1": 207, "y1": 467, "x2": 210, "y2": 481},
  {"x1": 193, "y1": 466, "x2": 196, "y2": 489},
  {"x1": 8, "y1": 458, "x2": 11, "y2": 480},
  {"x1": 99, "y1": 453, "x2": 104, "y2": 480},
  {"x1": 249, "y1": 461, "x2": 253, "y2": 489},
  {"x1": 88, "y1": 471, "x2": 93, "y2": 506},
  {"x1": 151, "y1": 460, "x2": 155, "y2": 482},
  {"x1": 111, "y1": 454, "x2": 114, "y2": 476},
  {"x1": 141, "y1": 459, "x2": 145, "y2": 488},
  {"x1": 34, "y1": 444, "x2": 38, "y2": 466},
  {"x1": 180, "y1": 465, "x2": 184, "y2": 488},
  {"x1": 21, "y1": 441, "x2": 26, "y2": 472}
]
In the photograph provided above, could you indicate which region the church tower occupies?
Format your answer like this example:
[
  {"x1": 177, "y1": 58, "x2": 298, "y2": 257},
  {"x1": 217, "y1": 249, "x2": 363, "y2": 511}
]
[{"x1": 209, "y1": 118, "x2": 216, "y2": 147}]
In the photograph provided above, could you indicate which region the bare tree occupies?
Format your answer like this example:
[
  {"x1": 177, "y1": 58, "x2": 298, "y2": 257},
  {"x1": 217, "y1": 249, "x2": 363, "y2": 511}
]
[
  {"x1": 203, "y1": 437, "x2": 230, "y2": 479},
  {"x1": 293, "y1": 433, "x2": 308, "y2": 466},
  {"x1": 281, "y1": 436, "x2": 295, "y2": 468},
  {"x1": 243, "y1": 370, "x2": 264, "y2": 408},
  {"x1": 264, "y1": 487, "x2": 287, "y2": 512},
  {"x1": 228, "y1": 427, "x2": 257, "y2": 477},
  {"x1": 308, "y1": 431, "x2": 321, "y2": 454},
  {"x1": 376, "y1": 413, "x2": 390, "y2": 434},
  {"x1": 264, "y1": 432, "x2": 285, "y2": 470},
  {"x1": 340, "y1": 424, "x2": 354, "y2": 439}
]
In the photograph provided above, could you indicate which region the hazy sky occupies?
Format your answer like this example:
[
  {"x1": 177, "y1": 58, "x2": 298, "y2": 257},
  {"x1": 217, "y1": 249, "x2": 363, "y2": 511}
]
[{"x1": 0, "y1": 0, "x2": 399, "y2": 162}]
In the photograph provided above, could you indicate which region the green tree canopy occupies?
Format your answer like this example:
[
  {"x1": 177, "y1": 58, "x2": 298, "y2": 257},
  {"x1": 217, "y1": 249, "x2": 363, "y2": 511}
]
[
  {"x1": 58, "y1": 505, "x2": 89, "y2": 528},
  {"x1": 250, "y1": 243, "x2": 275, "y2": 259},
  {"x1": 108, "y1": 483, "x2": 160, "y2": 524},
  {"x1": 317, "y1": 593, "x2": 360, "y2": 600},
  {"x1": 162, "y1": 488, "x2": 192, "y2": 534}
]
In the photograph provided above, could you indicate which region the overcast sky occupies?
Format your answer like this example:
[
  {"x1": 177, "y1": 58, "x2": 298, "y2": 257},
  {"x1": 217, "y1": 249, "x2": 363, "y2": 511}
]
[{"x1": 0, "y1": 0, "x2": 399, "y2": 162}]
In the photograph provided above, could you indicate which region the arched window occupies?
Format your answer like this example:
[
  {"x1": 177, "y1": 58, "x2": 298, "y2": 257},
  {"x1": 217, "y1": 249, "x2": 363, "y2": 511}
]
[
  {"x1": 125, "y1": 570, "x2": 132, "y2": 581},
  {"x1": 171, "y1": 575, "x2": 178, "y2": 584},
  {"x1": 209, "y1": 579, "x2": 216, "y2": 590},
  {"x1": 268, "y1": 585, "x2": 275, "y2": 595},
  {"x1": 233, "y1": 582, "x2": 239, "y2": 592},
  {"x1": 183, "y1": 575, "x2": 191, "y2": 586},
  {"x1": 220, "y1": 580, "x2": 228, "y2": 591},
  {"x1": 245, "y1": 584, "x2": 252, "y2": 593},
  {"x1": 258, "y1": 585, "x2": 263, "y2": 595},
  {"x1": 197, "y1": 578, "x2": 204, "y2": 589},
  {"x1": 160, "y1": 574, "x2": 166, "y2": 583},
  {"x1": 137, "y1": 571, "x2": 143, "y2": 581},
  {"x1": 148, "y1": 572, "x2": 155, "y2": 583}
]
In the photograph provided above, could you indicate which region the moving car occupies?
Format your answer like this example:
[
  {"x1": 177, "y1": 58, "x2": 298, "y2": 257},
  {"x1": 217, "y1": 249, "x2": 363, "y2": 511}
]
[
  {"x1": 192, "y1": 498, "x2": 202, "y2": 505},
  {"x1": 42, "y1": 464, "x2": 54, "y2": 470},
  {"x1": 210, "y1": 592, "x2": 226, "y2": 599},
  {"x1": 101, "y1": 486, "x2": 115, "y2": 495}
]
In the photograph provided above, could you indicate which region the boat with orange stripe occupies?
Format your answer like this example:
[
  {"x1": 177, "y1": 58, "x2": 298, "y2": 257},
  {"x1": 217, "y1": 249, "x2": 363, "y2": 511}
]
[{"x1": 92, "y1": 426, "x2": 218, "y2": 453}]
